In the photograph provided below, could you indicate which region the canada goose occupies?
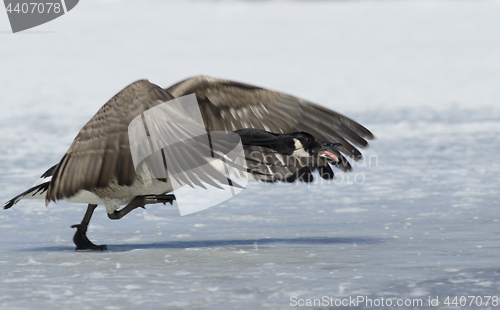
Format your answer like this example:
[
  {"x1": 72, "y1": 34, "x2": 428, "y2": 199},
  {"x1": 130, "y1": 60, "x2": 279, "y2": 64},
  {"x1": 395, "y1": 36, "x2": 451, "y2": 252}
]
[{"x1": 4, "y1": 76, "x2": 374, "y2": 250}]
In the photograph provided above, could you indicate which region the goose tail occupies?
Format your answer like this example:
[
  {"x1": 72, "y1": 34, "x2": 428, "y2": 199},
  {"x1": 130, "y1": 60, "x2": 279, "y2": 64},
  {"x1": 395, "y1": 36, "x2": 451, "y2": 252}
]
[
  {"x1": 4, "y1": 182, "x2": 50, "y2": 209},
  {"x1": 4, "y1": 164, "x2": 56, "y2": 210}
]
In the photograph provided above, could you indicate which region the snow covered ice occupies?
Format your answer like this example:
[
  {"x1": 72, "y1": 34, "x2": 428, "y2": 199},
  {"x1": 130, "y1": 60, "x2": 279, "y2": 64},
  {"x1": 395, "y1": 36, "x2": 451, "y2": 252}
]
[{"x1": 1, "y1": 0, "x2": 500, "y2": 309}]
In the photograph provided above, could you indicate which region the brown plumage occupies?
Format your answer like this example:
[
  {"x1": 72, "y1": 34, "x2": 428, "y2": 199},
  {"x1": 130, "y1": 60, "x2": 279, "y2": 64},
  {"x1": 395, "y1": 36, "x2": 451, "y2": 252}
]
[
  {"x1": 46, "y1": 80, "x2": 174, "y2": 204},
  {"x1": 167, "y1": 76, "x2": 373, "y2": 181},
  {"x1": 45, "y1": 76, "x2": 374, "y2": 205}
]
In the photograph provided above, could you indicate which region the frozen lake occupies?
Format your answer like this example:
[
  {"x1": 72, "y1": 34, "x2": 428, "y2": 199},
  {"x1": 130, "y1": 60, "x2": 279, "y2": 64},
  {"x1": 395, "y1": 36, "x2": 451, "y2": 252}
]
[{"x1": 1, "y1": 0, "x2": 500, "y2": 309}]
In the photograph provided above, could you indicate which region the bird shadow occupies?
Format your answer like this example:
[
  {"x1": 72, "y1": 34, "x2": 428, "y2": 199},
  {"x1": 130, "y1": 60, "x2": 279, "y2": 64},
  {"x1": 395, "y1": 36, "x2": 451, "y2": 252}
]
[{"x1": 26, "y1": 236, "x2": 382, "y2": 252}]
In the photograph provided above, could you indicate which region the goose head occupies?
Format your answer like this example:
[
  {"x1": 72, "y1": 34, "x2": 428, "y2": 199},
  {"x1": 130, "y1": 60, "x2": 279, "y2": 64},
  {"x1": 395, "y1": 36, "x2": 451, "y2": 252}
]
[{"x1": 290, "y1": 132, "x2": 341, "y2": 162}]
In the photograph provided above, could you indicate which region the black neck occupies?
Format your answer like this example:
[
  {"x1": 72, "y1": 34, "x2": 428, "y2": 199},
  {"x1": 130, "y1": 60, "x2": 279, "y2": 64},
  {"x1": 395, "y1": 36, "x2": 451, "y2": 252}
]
[{"x1": 234, "y1": 129, "x2": 295, "y2": 155}]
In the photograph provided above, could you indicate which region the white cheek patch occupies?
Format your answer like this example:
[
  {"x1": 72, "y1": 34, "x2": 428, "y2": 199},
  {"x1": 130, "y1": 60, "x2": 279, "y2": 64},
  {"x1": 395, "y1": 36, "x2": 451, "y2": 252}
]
[{"x1": 292, "y1": 138, "x2": 310, "y2": 158}]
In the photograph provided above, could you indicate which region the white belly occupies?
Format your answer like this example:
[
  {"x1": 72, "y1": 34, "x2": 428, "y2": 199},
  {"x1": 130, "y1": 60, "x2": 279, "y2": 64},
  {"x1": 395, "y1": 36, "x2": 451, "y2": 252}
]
[{"x1": 21, "y1": 153, "x2": 247, "y2": 214}]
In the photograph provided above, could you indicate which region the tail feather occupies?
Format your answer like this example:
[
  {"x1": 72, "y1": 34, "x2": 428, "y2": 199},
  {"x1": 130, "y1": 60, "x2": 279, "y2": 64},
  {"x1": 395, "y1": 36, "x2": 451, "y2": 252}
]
[
  {"x1": 40, "y1": 164, "x2": 57, "y2": 179},
  {"x1": 4, "y1": 182, "x2": 50, "y2": 210}
]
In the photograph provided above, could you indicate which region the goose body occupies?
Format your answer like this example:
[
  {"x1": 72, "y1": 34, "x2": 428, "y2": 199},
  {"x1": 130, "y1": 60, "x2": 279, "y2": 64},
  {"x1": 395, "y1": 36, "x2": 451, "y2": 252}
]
[
  {"x1": 6, "y1": 129, "x2": 340, "y2": 213},
  {"x1": 5, "y1": 76, "x2": 373, "y2": 250}
]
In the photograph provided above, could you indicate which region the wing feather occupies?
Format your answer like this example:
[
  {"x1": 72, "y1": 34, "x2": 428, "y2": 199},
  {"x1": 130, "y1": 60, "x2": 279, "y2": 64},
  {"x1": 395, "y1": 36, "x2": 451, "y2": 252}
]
[
  {"x1": 47, "y1": 76, "x2": 373, "y2": 204},
  {"x1": 167, "y1": 75, "x2": 374, "y2": 178},
  {"x1": 46, "y1": 80, "x2": 174, "y2": 203}
]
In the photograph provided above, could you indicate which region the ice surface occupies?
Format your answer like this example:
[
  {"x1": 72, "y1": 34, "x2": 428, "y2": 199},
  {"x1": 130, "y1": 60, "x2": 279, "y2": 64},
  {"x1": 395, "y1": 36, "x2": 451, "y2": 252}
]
[{"x1": 1, "y1": 1, "x2": 500, "y2": 309}]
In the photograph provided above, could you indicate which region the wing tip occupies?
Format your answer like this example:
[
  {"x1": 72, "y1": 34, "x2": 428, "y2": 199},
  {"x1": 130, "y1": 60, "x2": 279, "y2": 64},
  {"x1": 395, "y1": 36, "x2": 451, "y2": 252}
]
[{"x1": 365, "y1": 131, "x2": 375, "y2": 140}]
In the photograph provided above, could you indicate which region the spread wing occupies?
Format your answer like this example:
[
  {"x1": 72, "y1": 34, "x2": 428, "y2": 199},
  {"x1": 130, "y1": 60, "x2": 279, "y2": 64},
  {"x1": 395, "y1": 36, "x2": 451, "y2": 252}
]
[
  {"x1": 46, "y1": 80, "x2": 174, "y2": 203},
  {"x1": 47, "y1": 76, "x2": 374, "y2": 203},
  {"x1": 166, "y1": 75, "x2": 374, "y2": 181}
]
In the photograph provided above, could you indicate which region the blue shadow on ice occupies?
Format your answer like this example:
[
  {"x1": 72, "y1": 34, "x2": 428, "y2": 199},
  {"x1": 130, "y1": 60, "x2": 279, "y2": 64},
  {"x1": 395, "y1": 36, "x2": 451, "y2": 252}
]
[{"x1": 25, "y1": 237, "x2": 382, "y2": 252}]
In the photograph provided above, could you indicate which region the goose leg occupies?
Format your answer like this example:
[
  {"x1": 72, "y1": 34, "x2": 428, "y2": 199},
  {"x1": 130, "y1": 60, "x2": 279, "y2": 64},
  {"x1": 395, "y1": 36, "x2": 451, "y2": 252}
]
[
  {"x1": 70, "y1": 195, "x2": 176, "y2": 250},
  {"x1": 71, "y1": 204, "x2": 107, "y2": 251},
  {"x1": 107, "y1": 194, "x2": 176, "y2": 220}
]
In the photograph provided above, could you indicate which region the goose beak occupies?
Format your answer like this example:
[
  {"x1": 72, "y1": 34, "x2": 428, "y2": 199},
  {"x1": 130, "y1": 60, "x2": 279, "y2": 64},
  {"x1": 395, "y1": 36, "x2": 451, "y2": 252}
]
[
  {"x1": 318, "y1": 142, "x2": 341, "y2": 162},
  {"x1": 320, "y1": 141, "x2": 341, "y2": 150}
]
